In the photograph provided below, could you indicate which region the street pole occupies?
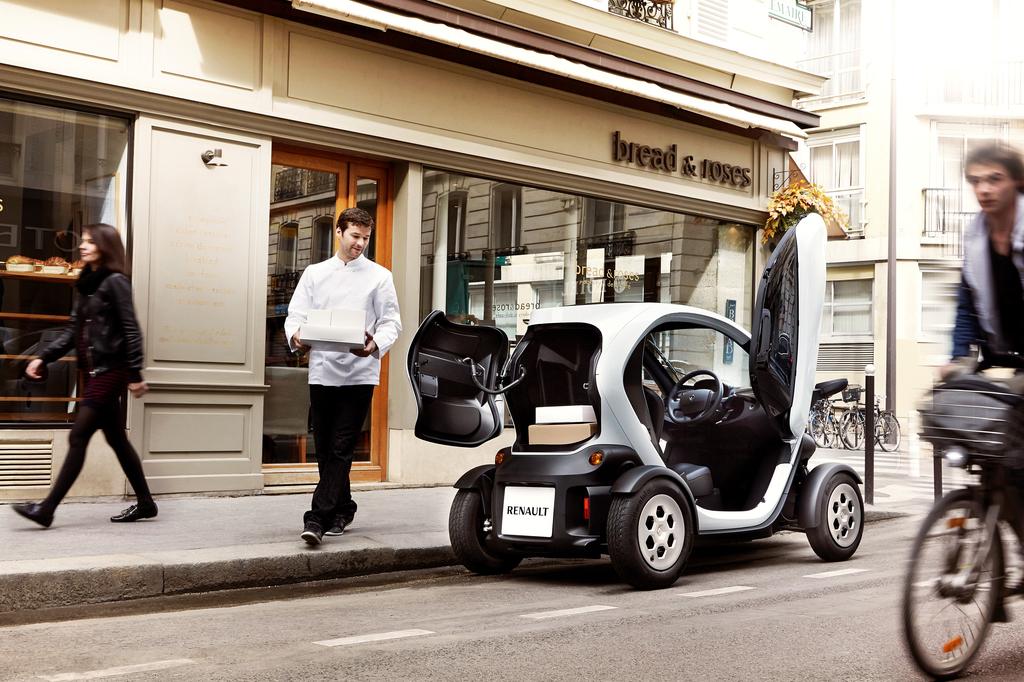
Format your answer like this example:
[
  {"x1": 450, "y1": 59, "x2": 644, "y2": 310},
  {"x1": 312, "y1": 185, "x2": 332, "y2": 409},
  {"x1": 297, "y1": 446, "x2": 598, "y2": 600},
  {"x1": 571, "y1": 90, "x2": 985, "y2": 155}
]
[{"x1": 864, "y1": 364, "x2": 875, "y2": 505}]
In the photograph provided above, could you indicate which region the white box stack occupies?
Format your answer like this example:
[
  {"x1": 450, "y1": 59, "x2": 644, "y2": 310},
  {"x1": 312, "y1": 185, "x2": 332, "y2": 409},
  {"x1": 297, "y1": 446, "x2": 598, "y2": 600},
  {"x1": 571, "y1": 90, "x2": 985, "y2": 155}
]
[
  {"x1": 301, "y1": 308, "x2": 367, "y2": 352},
  {"x1": 528, "y1": 404, "x2": 598, "y2": 445}
]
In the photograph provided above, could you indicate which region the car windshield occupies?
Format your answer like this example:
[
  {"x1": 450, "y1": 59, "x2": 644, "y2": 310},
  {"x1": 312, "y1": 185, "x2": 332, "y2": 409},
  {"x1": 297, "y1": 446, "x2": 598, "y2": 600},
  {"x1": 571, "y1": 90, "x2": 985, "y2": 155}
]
[{"x1": 646, "y1": 327, "x2": 749, "y2": 389}]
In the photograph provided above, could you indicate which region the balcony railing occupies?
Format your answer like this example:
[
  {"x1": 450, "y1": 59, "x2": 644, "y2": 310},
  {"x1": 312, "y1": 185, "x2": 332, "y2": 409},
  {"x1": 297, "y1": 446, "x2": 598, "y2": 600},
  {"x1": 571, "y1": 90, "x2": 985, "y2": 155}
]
[
  {"x1": 796, "y1": 50, "x2": 863, "y2": 104},
  {"x1": 273, "y1": 168, "x2": 336, "y2": 202},
  {"x1": 925, "y1": 61, "x2": 1024, "y2": 109},
  {"x1": 829, "y1": 188, "x2": 864, "y2": 238},
  {"x1": 608, "y1": 0, "x2": 673, "y2": 30},
  {"x1": 923, "y1": 188, "x2": 974, "y2": 259}
]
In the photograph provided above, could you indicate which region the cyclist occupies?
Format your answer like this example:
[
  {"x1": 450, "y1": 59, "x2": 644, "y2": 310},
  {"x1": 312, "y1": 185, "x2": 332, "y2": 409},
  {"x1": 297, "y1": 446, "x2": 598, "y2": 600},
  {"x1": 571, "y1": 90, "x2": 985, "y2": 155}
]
[{"x1": 945, "y1": 143, "x2": 1024, "y2": 600}]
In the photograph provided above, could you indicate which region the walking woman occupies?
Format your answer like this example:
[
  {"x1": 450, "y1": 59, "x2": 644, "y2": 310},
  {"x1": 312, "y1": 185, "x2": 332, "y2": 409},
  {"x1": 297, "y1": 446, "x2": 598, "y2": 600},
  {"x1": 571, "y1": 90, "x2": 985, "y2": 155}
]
[{"x1": 12, "y1": 223, "x2": 157, "y2": 528}]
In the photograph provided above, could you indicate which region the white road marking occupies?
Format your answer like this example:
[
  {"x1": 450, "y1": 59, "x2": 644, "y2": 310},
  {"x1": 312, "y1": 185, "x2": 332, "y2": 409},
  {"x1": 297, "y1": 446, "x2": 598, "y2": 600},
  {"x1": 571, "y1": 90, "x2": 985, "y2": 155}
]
[
  {"x1": 803, "y1": 568, "x2": 870, "y2": 579},
  {"x1": 519, "y1": 605, "x2": 617, "y2": 620},
  {"x1": 39, "y1": 659, "x2": 194, "y2": 681},
  {"x1": 315, "y1": 629, "x2": 434, "y2": 647},
  {"x1": 678, "y1": 585, "x2": 755, "y2": 598}
]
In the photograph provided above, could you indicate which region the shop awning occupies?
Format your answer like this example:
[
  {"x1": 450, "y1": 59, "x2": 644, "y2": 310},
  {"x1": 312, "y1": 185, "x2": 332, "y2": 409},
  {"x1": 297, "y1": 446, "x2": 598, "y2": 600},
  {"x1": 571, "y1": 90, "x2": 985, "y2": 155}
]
[{"x1": 291, "y1": 0, "x2": 808, "y2": 143}]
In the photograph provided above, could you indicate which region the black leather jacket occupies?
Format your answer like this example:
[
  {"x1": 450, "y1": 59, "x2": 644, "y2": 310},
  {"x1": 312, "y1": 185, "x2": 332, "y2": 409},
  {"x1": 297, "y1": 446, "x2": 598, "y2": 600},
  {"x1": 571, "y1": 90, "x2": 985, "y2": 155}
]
[{"x1": 39, "y1": 272, "x2": 144, "y2": 381}]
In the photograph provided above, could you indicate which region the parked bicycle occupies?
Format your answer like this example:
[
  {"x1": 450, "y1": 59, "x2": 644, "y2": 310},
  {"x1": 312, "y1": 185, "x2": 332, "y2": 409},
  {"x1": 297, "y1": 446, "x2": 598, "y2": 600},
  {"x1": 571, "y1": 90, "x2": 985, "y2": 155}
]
[
  {"x1": 806, "y1": 379, "x2": 848, "y2": 448},
  {"x1": 839, "y1": 388, "x2": 902, "y2": 452},
  {"x1": 902, "y1": 367, "x2": 1024, "y2": 678}
]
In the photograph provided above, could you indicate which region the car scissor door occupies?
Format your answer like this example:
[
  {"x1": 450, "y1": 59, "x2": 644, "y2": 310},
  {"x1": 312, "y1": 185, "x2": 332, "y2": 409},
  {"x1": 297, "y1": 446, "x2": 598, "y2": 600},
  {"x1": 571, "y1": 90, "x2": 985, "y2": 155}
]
[
  {"x1": 407, "y1": 310, "x2": 510, "y2": 447},
  {"x1": 748, "y1": 214, "x2": 827, "y2": 439}
]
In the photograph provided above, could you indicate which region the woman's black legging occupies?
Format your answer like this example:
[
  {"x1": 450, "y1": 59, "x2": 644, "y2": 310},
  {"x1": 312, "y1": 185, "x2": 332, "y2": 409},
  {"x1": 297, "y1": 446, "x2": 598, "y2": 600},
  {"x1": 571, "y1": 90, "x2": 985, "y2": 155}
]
[{"x1": 41, "y1": 400, "x2": 153, "y2": 513}]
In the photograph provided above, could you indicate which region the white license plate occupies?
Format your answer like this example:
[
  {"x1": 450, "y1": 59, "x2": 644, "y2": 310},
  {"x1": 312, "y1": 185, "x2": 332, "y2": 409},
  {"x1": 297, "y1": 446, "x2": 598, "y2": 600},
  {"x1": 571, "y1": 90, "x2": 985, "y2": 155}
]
[{"x1": 501, "y1": 486, "x2": 556, "y2": 538}]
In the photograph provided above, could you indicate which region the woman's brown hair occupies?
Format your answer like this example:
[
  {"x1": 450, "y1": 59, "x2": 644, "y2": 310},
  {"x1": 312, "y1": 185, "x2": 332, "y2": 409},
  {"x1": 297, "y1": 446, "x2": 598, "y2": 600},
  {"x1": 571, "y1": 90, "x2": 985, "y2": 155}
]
[{"x1": 83, "y1": 223, "x2": 128, "y2": 274}]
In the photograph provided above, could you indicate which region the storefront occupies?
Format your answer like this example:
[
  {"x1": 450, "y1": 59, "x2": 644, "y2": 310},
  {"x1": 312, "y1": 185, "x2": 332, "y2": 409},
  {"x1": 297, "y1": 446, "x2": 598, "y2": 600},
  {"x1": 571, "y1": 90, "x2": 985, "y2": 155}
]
[{"x1": 0, "y1": 0, "x2": 818, "y2": 498}]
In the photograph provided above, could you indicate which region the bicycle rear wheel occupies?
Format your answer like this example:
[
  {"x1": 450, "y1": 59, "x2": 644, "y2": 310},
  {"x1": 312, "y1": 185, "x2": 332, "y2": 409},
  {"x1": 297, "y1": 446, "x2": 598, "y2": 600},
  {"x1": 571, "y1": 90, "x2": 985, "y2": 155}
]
[
  {"x1": 902, "y1": 489, "x2": 1004, "y2": 679},
  {"x1": 840, "y1": 410, "x2": 864, "y2": 450},
  {"x1": 876, "y1": 412, "x2": 901, "y2": 452}
]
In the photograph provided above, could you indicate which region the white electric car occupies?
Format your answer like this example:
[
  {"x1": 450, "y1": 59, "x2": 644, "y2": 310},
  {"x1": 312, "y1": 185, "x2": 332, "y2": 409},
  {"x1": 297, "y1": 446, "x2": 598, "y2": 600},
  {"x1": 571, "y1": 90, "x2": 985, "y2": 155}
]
[{"x1": 408, "y1": 215, "x2": 863, "y2": 589}]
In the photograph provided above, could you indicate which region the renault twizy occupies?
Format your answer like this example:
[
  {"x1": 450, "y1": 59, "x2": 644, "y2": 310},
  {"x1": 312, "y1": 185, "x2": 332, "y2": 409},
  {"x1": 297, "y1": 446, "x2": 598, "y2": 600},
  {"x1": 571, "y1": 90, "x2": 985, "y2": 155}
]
[{"x1": 408, "y1": 215, "x2": 863, "y2": 589}]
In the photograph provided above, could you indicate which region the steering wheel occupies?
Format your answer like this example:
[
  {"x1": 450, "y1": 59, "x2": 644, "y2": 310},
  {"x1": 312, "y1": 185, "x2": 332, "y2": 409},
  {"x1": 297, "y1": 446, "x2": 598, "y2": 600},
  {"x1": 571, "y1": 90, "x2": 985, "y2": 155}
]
[{"x1": 666, "y1": 369, "x2": 724, "y2": 426}]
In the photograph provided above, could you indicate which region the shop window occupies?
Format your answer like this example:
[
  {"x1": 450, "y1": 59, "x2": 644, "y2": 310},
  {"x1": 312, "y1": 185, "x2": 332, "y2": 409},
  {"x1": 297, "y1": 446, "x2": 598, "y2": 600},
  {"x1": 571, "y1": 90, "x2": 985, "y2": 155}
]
[
  {"x1": 798, "y1": 0, "x2": 862, "y2": 104},
  {"x1": 491, "y1": 184, "x2": 522, "y2": 251},
  {"x1": 419, "y1": 170, "x2": 754, "y2": 340},
  {"x1": 0, "y1": 96, "x2": 129, "y2": 423},
  {"x1": 820, "y1": 279, "x2": 872, "y2": 338},
  {"x1": 808, "y1": 130, "x2": 863, "y2": 236},
  {"x1": 312, "y1": 215, "x2": 334, "y2": 263}
]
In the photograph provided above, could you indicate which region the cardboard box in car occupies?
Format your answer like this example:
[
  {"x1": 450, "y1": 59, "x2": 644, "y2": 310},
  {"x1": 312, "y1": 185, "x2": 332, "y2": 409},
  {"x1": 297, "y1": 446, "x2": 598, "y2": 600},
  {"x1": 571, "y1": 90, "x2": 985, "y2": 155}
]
[
  {"x1": 301, "y1": 308, "x2": 367, "y2": 352},
  {"x1": 535, "y1": 405, "x2": 597, "y2": 424},
  {"x1": 527, "y1": 423, "x2": 598, "y2": 445}
]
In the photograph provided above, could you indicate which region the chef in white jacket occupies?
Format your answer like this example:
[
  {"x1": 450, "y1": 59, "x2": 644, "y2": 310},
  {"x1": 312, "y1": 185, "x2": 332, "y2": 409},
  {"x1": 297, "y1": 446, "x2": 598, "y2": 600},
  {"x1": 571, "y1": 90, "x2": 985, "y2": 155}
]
[{"x1": 285, "y1": 207, "x2": 401, "y2": 545}]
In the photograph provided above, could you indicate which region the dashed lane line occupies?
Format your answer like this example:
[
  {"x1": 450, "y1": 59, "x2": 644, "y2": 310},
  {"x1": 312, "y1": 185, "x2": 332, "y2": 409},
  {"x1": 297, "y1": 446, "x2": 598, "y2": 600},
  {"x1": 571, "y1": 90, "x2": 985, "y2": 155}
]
[
  {"x1": 315, "y1": 629, "x2": 435, "y2": 647},
  {"x1": 803, "y1": 568, "x2": 870, "y2": 579},
  {"x1": 39, "y1": 659, "x2": 195, "y2": 681},
  {"x1": 677, "y1": 585, "x2": 755, "y2": 598},
  {"x1": 519, "y1": 605, "x2": 617, "y2": 620}
]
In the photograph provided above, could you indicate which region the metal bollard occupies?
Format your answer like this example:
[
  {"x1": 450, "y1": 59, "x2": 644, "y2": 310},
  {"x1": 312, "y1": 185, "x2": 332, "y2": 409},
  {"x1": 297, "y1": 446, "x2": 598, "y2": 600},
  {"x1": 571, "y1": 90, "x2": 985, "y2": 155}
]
[
  {"x1": 864, "y1": 364, "x2": 875, "y2": 505},
  {"x1": 933, "y1": 453, "x2": 943, "y2": 500}
]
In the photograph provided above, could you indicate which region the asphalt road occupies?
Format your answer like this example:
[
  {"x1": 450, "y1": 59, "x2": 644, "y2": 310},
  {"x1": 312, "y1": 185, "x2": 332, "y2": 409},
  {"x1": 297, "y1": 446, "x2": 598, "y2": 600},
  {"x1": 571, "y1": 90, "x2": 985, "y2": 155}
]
[{"x1": 4, "y1": 514, "x2": 1024, "y2": 681}]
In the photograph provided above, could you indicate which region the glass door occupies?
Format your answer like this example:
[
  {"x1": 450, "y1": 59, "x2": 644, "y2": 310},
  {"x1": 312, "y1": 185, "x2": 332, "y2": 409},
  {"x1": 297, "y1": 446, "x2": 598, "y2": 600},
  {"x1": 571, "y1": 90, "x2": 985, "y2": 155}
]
[{"x1": 263, "y1": 149, "x2": 392, "y2": 484}]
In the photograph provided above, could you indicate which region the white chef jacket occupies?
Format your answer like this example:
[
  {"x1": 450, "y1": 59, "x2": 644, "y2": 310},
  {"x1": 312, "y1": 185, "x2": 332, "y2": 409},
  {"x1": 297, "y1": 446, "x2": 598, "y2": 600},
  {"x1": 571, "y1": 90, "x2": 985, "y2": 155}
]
[{"x1": 284, "y1": 254, "x2": 402, "y2": 386}]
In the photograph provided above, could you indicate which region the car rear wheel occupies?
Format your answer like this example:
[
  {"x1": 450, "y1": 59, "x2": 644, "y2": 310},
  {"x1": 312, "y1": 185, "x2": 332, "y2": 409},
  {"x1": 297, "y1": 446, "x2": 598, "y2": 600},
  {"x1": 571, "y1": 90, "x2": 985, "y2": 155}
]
[
  {"x1": 449, "y1": 489, "x2": 521, "y2": 575},
  {"x1": 607, "y1": 479, "x2": 695, "y2": 590}
]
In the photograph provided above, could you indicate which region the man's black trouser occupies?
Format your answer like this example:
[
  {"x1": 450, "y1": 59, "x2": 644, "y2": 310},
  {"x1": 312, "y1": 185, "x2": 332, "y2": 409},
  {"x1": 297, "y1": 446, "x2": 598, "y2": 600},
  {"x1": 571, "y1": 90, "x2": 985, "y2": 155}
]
[{"x1": 304, "y1": 384, "x2": 374, "y2": 529}]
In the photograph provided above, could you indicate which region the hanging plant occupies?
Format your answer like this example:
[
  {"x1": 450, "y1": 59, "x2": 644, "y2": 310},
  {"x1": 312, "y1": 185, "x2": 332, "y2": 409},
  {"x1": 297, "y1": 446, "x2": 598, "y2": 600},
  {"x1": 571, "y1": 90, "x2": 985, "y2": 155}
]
[{"x1": 763, "y1": 180, "x2": 848, "y2": 245}]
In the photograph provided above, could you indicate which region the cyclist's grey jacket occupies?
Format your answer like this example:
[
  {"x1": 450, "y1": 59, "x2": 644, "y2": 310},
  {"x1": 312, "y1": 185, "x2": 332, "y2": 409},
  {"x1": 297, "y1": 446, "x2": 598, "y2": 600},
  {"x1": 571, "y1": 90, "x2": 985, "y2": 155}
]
[{"x1": 953, "y1": 194, "x2": 1024, "y2": 358}]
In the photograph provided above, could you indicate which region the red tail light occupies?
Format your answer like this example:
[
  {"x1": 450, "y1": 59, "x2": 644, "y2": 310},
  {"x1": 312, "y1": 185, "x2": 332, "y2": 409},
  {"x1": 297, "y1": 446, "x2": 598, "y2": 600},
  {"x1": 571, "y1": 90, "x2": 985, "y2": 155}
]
[{"x1": 583, "y1": 496, "x2": 590, "y2": 521}]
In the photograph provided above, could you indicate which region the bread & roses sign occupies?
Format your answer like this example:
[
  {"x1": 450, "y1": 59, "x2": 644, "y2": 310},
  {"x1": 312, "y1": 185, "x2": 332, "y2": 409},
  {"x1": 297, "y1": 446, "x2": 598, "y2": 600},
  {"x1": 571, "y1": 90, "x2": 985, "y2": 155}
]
[{"x1": 612, "y1": 131, "x2": 752, "y2": 189}]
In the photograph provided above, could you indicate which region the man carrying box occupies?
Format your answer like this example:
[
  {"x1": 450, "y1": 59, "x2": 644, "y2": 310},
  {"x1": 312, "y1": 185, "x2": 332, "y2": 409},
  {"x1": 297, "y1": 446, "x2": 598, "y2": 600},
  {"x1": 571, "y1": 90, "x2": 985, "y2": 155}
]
[{"x1": 285, "y1": 207, "x2": 402, "y2": 546}]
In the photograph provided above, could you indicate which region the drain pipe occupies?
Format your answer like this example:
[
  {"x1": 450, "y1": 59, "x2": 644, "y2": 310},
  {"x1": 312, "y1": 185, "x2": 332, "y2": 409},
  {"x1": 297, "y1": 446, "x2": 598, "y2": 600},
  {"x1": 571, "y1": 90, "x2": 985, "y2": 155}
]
[{"x1": 885, "y1": 3, "x2": 898, "y2": 413}]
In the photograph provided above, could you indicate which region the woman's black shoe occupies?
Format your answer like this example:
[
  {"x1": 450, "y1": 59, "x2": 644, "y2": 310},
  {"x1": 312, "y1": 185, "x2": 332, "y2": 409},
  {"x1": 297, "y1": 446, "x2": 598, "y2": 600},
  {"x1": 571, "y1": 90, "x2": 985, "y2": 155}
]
[
  {"x1": 11, "y1": 502, "x2": 53, "y2": 528},
  {"x1": 110, "y1": 502, "x2": 158, "y2": 523}
]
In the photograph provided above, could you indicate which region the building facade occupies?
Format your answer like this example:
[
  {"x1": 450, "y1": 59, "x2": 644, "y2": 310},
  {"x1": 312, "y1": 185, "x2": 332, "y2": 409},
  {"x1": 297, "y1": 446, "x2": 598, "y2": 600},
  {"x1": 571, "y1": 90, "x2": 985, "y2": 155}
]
[{"x1": 0, "y1": 0, "x2": 821, "y2": 499}]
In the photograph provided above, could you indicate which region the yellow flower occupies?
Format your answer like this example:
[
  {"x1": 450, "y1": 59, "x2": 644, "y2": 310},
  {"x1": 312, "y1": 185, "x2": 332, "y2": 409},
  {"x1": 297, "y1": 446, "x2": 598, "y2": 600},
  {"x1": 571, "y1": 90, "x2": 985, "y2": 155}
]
[{"x1": 763, "y1": 180, "x2": 848, "y2": 244}]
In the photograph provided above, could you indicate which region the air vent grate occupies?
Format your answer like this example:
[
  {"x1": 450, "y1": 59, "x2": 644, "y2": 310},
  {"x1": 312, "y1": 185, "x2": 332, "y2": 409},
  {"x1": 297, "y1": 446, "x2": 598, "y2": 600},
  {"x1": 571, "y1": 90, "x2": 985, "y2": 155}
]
[
  {"x1": 817, "y1": 342, "x2": 875, "y2": 373},
  {"x1": 0, "y1": 441, "x2": 53, "y2": 488}
]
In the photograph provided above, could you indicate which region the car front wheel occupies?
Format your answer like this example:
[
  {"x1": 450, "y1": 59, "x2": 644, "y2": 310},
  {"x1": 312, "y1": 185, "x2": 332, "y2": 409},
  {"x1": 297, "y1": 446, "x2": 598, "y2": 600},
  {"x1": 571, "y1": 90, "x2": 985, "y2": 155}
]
[
  {"x1": 607, "y1": 479, "x2": 695, "y2": 590},
  {"x1": 806, "y1": 472, "x2": 864, "y2": 561},
  {"x1": 449, "y1": 489, "x2": 521, "y2": 575}
]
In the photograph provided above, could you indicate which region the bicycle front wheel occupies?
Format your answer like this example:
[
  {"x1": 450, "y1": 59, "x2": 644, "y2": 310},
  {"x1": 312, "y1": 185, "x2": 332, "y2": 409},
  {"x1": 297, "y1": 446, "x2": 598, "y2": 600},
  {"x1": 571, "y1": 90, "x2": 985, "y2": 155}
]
[
  {"x1": 840, "y1": 410, "x2": 864, "y2": 450},
  {"x1": 902, "y1": 489, "x2": 1004, "y2": 679},
  {"x1": 876, "y1": 412, "x2": 901, "y2": 452}
]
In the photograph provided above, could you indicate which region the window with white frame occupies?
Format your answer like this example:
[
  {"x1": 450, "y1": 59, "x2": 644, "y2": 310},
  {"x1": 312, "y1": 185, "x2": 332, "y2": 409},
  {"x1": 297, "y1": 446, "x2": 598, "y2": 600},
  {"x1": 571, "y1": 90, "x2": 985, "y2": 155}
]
[
  {"x1": 799, "y1": 0, "x2": 862, "y2": 103},
  {"x1": 821, "y1": 279, "x2": 872, "y2": 337},
  {"x1": 921, "y1": 268, "x2": 959, "y2": 353},
  {"x1": 925, "y1": 122, "x2": 1007, "y2": 238},
  {"x1": 808, "y1": 130, "x2": 863, "y2": 234}
]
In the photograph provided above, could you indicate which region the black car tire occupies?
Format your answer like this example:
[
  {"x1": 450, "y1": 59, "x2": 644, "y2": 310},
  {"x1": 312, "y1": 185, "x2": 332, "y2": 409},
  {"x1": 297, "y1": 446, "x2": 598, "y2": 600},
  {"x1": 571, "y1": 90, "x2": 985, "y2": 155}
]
[
  {"x1": 806, "y1": 471, "x2": 864, "y2": 561},
  {"x1": 449, "y1": 488, "x2": 521, "y2": 575},
  {"x1": 607, "y1": 478, "x2": 695, "y2": 590}
]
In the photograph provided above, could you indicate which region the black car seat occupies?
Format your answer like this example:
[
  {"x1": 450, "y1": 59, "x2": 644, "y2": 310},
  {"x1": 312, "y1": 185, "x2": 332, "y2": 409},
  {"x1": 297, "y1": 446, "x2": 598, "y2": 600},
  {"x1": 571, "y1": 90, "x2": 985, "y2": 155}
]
[{"x1": 643, "y1": 385, "x2": 665, "y2": 444}]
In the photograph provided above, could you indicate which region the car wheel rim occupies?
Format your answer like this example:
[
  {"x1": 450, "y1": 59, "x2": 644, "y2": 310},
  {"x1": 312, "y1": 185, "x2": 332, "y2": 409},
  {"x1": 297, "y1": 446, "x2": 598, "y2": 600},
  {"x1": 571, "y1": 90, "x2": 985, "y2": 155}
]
[
  {"x1": 637, "y1": 494, "x2": 684, "y2": 571},
  {"x1": 827, "y1": 483, "x2": 860, "y2": 548}
]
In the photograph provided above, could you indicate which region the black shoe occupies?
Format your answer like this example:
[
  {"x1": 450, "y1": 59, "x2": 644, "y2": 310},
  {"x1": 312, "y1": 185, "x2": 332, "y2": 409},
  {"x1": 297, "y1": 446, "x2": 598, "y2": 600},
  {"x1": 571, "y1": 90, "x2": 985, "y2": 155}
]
[
  {"x1": 110, "y1": 502, "x2": 158, "y2": 523},
  {"x1": 324, "y1": 516, "x2": 352, "y2": 537},
  {"x1": 11, "y1": 502, "x2": 53, "y2": 528},
  {"x1": 301, "y1": 522, "x2": 324, "y2": 546}
]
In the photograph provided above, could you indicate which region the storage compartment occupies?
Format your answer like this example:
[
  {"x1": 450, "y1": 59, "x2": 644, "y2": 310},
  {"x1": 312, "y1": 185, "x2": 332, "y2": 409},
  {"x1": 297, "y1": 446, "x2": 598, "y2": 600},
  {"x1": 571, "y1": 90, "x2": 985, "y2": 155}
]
[{"x1": 506, "y1": 324, "x2": 601, "y2": 450}]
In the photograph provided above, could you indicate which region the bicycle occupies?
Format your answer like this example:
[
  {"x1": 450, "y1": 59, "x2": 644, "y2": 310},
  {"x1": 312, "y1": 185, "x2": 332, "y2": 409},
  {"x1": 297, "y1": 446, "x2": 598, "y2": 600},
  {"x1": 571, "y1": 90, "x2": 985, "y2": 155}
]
[
  {"x1": 839, "y1": 391, "x2": 902, "y2": 452},
  {"x1": 807, "y1": 396, "x2": 846, "y2": 449},
  {"x1": 902, "y1": 370, "x2": 1024, "y2": 679}
]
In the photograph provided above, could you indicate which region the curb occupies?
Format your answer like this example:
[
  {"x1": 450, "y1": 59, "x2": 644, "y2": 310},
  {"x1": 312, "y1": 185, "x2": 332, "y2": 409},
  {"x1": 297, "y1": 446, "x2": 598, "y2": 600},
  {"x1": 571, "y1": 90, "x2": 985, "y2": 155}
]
[{"x1": 0, "y1": 536, "x2": 456, "y2": 614}]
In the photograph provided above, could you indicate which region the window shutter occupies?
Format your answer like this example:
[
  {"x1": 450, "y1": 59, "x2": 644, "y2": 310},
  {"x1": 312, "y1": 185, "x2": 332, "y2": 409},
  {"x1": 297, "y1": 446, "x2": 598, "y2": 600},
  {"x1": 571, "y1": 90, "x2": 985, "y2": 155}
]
[{"x1": 695, "y1": 0, "x2": 730, "y2": 44}]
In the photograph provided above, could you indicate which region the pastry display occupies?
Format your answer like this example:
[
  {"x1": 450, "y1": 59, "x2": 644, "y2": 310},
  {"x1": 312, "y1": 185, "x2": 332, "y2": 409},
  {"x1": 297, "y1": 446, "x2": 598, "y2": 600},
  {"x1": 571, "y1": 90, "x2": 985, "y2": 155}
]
[
  {"x1": 41, "y1": 256, "x2": 70, "y2": 274},
  {"x1": 5, "y1": 255, "x2": 40, "y2": 272}
]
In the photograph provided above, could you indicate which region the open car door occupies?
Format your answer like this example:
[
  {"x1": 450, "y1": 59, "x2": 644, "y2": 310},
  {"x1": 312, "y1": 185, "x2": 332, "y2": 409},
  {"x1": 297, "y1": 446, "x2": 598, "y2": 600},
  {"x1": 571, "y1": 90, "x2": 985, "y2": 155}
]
[
  {"x1": 748, "y1": 214, "x2": 826, "y2": 440},
  {"x1": 407, "y1": 310, "x2": 510, "y2": 447}
]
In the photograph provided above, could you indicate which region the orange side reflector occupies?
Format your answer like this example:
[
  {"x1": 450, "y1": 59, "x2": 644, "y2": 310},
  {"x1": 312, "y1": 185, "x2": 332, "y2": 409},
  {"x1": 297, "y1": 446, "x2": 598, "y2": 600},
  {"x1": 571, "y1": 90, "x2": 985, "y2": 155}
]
[
  {"x1": 947, "y1": 517, "x2": 966, "y2": 529},
  {"x1": 583, "y1": 497, "x2": 590, "y2": 521},
  {"x1": 942, "y1": 636, "x2": 963, "y2": 653},
  {"x1": 589, "y1": 451, "x2": 604, "y2": 466},
  {"x1": 495, "y1": 451, "x2": 505, "y2": 465}
]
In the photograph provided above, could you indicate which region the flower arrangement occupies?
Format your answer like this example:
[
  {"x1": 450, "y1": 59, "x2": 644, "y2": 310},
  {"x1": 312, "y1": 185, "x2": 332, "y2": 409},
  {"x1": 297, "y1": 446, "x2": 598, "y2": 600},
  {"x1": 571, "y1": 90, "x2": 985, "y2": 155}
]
[{"x1": 763, "y1": 180, "x2": 848, "y2": 245}]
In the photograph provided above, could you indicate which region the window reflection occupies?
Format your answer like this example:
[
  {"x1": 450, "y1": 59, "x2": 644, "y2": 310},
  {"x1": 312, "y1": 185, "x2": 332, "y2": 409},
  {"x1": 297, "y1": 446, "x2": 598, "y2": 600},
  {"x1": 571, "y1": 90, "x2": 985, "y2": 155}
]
[{"x1": 420, "y1": 170, "x2": 754, "y2": 341}]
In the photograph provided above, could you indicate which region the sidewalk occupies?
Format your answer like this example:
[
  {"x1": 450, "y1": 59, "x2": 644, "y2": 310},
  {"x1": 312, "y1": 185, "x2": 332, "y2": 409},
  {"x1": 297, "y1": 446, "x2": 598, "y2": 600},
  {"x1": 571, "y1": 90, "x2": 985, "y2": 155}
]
[{"x1": 0, "y1": 466, "x2": 926, "y2": 615}]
